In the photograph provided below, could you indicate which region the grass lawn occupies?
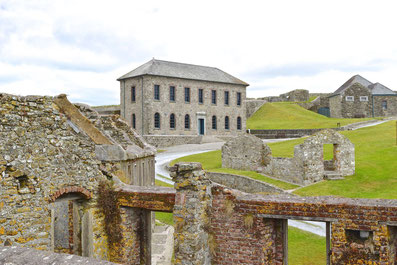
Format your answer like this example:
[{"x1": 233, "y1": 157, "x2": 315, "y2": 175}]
[
  {"x1": 288, "y1": 226, "x2": 326, "y2": 265},
  {"x1": 267, "y1": 121, "x2": 397, "y2": 199},
  {"x1": 247, "y1": 102, "x2": 371, "y2": 129},
  {"x1": 171, "y1": 150, "x2": 298, "y2": 190},
  {"x1": 171, "y1": 121, "x2": 397, "y2": 199}
]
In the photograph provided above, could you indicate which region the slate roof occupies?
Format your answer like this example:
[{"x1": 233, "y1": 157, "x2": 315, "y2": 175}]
[
  {"x1": 332, "y1": 74, "x2": 395, "y2": 96},
  {"x1": 117, "y1": 59, "x2": 249, "y2": 86},
  {"x1": 368, "y1": 82, "x2": 396, "y2": 95},
  {"x1": 332, "y1": 74, "x2": 372, "y2": 95}
]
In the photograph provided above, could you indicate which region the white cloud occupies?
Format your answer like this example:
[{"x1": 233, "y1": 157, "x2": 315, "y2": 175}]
[{"x1": 1, "y1": 0, "x2": 397, "y2": 103}]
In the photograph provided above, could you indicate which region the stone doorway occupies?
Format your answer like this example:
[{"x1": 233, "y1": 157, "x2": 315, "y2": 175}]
[
  {"x1": 323, "y1": 144, "x2": 342, "y2": 180},
  {"x1": 50, "y1": 192, "x2": 92, "y2": 257}
]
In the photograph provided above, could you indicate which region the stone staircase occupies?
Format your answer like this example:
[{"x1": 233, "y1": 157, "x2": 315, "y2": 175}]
[
  {"x1": 323, "y1": 171, "x2": 344, "y2": 180},
  {"x1": 151, "y1": 225, "x2": 174, "y2": 265}
]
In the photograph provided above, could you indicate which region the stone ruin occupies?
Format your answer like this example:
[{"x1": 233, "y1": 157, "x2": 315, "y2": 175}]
[
  {"x1": 0, "y1": 93, "x2": 156, "y2": 264},
  {"x1": 222, "y1": 130, "x2": 355, "y2": 185}
]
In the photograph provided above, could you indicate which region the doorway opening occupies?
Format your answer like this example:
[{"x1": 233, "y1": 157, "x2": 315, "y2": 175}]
[
  {"x1": 287, "y1": 220, "x2": 330, "y2": 265},
  {"x1": 323, "y1": 144, "x2": 338, "y2": 172},
  {"x1": 51, "y1": 192, "x2": 92, "y2": 256},
  {"x1": 198, "y1": 118, "x2": 205, "y2": 135}
]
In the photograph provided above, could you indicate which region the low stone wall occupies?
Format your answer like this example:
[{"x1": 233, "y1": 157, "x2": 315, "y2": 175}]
[
  {"x1": 249, "y1": 128, "x2": 342, "y2": 139},
  {"x1": 263, "y1": 157, "x2": 303, "y2": 185},
  {"x1": 143, "y1": 135, "x2": 202, "y2": 148},
  {"x1": 92, "y1": 105, "x2": 121, "y2": 115},
  {"x1": 206, "y1": 172, "x2": 285, "y2": 194}
]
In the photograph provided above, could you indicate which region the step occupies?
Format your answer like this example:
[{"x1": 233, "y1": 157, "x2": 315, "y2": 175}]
[{"x1": 324, "y1": 171, "x2": 344, "y2": 180}]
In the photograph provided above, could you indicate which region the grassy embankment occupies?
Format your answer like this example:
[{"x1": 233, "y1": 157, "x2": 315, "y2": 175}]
[{"x1": 247, "y1": 102, "x2": 372, "y2": 130}]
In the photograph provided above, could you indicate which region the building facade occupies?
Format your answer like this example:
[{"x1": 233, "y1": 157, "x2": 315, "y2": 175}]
[
  {"x1": 328, "y1": 74, "x2": 397, "y2": 118},
  {"x1": 118, "y1": 59, "x2": 248, "y2": 138}
]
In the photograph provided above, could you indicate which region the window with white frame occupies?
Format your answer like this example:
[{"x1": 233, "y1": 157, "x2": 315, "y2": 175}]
[
  {"x1": 359, "y1": 96, "x2": 368, "y2": 102},
  {"x1": 345, "y1": 96, "x2": 354, "y2": 102}
]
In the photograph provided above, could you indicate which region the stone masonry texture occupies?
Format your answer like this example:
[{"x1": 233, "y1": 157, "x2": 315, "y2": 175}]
[
  {"x1": 0, "y1": 93, "x2": 156, "y2": 264},
  {"x1": 222, "y1": 130, "x2": 355, "y2": 185},
  {"x1": 126, "y1": 163, "x2": 397, "y2": 265}
]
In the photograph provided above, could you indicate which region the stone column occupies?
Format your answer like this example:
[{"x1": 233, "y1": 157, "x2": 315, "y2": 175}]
[{"x1": 170, "y1": 162, "x2": 212, "y2": 265}]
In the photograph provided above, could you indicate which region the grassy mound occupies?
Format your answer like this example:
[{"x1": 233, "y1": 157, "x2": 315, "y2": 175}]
[{"x1": 247, "y1": 102, "x2": 371, "y2": 129}]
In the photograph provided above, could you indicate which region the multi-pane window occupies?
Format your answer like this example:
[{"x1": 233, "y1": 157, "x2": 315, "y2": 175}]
[
  {"x1": 237, "y1": 116, "x2": 242, "y2": 130},
  {"x1": 169, "y1": 86, "x2": 176, "y2": 102},
  {"x1": 212, "y1": 115, "x2": 217, "y2": 130},
  {"x1": 170, "y1": 113, "x2": 176, "y2": 129},
  {"x1": 154, "y1": 112, "x2": 160, "y2": 128},
  {"x1": 198, "y1": 89, "x2": 204, "y2": 104},
  {"x1": 360, "y1": 96, "x2": 368, "y2": 102},
  {"x1": 211, "y1": 90, "x2": 217, "y2": 104},
  {"x1": 382, "y1": 101, "x2": 388, "y2": 110},
  {"x1": 154, "y1": 85, "x2": 160, "y2": 100},
  {"x1": 237, "y1": 92, "x2": 241, "y2": 106},
  {"x1": 345, "y1": 96, "x2": 354, "y2": 102},
  {"x1": 224, "y1": 91, "x2": 229, "y2": 105},
  {"x1": 225, "y1": 116, "x2": 230, "y2": 130},
  {"x1": 185, "y1": 87, "x2": 190, "y2": 103},
  {"x1": 184, "y1": 114, "x2": 190, "y2": 129},
  {"x1": 131, "y1": 87, "x2": 136, "y2": 102}
]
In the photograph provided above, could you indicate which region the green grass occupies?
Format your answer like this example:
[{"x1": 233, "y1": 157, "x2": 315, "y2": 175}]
[
  {"x1": 247, "y1": 102, "x2": 371, "y2": 129},
  {"x1": 155, "y1": 178, "x2": 173, "y2": 188},
  {"x1": 171, "y1": 121, "x2": 397, "y2": 199},
  {"x1": 170, "y1": 150, "x2": 298, "y2": 190},
  {"x1": 154, "y1": 176, "x2": 174, "y2": 225},
  {"x1": 266, "y1": 121, "x2": 397, "y2": 199},
  {"x1": 288, "y1": 226, "x2": 326, "y2": 265},
  {"x1": 308, "y1": 95, "x2": 318, "y2": 102}
]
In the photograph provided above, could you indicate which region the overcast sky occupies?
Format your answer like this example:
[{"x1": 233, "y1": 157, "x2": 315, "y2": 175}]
[{"x1": 1, "y1": 0, "x2": 397, "y2": 105}]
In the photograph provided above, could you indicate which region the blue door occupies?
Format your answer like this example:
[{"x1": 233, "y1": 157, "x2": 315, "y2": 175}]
[
  {"x1": 198, "y1": 119, "x2": 205, "y2": 135},
  {"x1": 318, "y1": 107, "x2": 330, "y2": 117}
]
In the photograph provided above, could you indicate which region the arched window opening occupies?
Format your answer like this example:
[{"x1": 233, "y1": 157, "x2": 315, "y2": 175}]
[
  {"x1": 185, "y1": 114, "x2": 190, "y2": 129},
  {"x1": 225, "y1": 116, "x2": 230, "y2": 130},
  {"x1": 212, "y1": 115, "x2": 217, "y2": 130},
  {"x1": 154, "y1": 113, "x2": 161, "y2": 129},
  {"x1": 237, "y1": 116, "x2": 242, "y2": 130},
  {"x1": 170, "y1": 113, "x2": 176, "y2": 129}
]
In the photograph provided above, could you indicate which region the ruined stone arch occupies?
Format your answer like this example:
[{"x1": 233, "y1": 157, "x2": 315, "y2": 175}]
[{"x1": 49, "y1": 186, "x2": 92, "y2": 203}]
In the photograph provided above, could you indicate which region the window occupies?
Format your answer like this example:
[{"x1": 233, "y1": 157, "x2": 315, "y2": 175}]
[
  {"x1": 237, "y1": 92, "x2": 241, "y2": 106},
  {"x1": 212, "y1": 115, "x2": 217, "y2": 130},
  {"x1": 237, "y1": 116, "x2": 242, "y2": 130},
  {"x1": 170, "y1": 113, "x2": 176, "y2": 129},
  {"x1": 345, "y1": 96, "x2": 354, "y2": 102},
  {"x1": 132, "y1": 114, "x2": 136, "y2": 129},
  {"x1": 224, "y1": 91, "x2": 229, "y2": 105},
  {"x1": 169, "y1": 86, "x2": 175, "y2": 102},
  {"x1": 211, "y1": 90, "x2": 217, "y2": 104},
  {"x1": 184, "y1": 114, "x2": 190, "y2": 129},
  {"x1": 131, "y1": 87, "x2": 136, "y2": 102},
  {"x1": 198, "y1": 89, "x2": 204, "y2": 104},
  {"x1": 154, "y1": 112, "x2": 160, "y2": 129},
  {"x1": 154, "y1": 85, "x2": 160, "y2": 100},
  {"x1": 184, "y1": 87, "x2": 190, "y2": 103},
  {"x1": 225, "y1": 116, "x2": 230, "y2": 130},
  {"x1": 360, "y1": 96, "x2": 368, "y2": 102},
  {"x1": 382, "y1": 100, "x2": 387, "y2": 110}
]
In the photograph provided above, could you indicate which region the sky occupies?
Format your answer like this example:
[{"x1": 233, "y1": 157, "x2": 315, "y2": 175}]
[{"x1": 1, "y1": 0, "x2": 397, "y2": 105}]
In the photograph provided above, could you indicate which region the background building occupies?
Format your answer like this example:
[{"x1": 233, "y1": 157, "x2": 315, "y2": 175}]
[
  {"x1": 328, "y1": 75, "x2": 397, "y2": 118},
  {"x1": 118, "y1": 59, "x2": 248, "y2": 144}
]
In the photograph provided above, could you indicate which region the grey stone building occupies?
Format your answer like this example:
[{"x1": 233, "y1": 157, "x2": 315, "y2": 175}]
[
  {"x1": 328, "y1": 75, "x2": 397, "y2": 118},
  {"x1": 117, "y1": 59, "x2": 248, "y2": 145}
]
